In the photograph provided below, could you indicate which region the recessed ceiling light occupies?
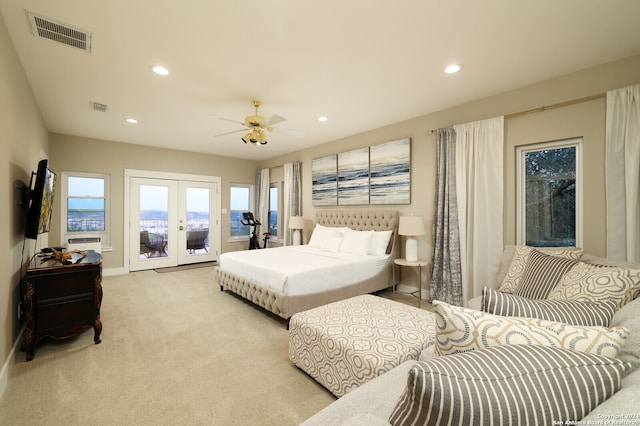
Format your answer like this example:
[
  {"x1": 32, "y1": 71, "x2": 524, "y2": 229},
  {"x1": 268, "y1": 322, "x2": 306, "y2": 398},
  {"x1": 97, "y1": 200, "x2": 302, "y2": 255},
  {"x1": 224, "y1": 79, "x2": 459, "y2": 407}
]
[
  {"x1": 444, "y1": 64, "x2": 462, "y2": 74},
  {"x1": 125, "y1": 118, "x2": 138, "y2": 124},
  {"x1": 151, "y1": 65, "x2": 169, "y2": 76},
  {"x1": 317, "y1": 116, "x2": 328, "y2": 122}
]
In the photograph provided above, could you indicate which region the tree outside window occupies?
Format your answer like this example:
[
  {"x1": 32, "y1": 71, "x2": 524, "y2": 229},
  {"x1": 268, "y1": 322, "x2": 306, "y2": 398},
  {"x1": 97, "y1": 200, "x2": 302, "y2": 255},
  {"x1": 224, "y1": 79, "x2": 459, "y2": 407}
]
[{"x1": 517, "y1": 139, "x2": 581, "y2": 247}]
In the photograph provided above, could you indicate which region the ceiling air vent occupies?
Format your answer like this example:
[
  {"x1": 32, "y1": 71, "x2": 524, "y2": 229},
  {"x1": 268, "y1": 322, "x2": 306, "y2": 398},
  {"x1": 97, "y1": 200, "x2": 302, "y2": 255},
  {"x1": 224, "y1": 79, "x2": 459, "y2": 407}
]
[
  {"x1": 91, "y1": 102, "x2": 108, "y2": 112},
  {"x1": 27, "y1": 11, "x2": 92, "y2": 52}
]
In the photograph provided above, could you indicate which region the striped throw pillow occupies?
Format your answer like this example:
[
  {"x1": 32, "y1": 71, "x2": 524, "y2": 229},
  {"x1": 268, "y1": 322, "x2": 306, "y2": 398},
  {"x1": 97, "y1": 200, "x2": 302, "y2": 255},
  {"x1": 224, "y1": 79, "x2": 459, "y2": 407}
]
[
  {"x1": 514, "y1": 249, "x2": 577, "y2": 299},
  {"x1": 388, "y1": 345, "x2": 632, "y2": 426},
  {"x1": 498, "y1": 245, "x2": 583, "y2": 294},
  {"x1": 482, "y1": 287, "x2": 617, "y2": 327}
]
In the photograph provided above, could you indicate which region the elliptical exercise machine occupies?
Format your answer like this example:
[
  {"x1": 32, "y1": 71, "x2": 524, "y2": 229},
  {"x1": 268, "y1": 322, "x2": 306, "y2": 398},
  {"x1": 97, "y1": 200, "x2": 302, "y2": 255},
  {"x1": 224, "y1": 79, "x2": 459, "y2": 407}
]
[{"x1": 241, "y1": 212, "x2": 271, "y2": 249}]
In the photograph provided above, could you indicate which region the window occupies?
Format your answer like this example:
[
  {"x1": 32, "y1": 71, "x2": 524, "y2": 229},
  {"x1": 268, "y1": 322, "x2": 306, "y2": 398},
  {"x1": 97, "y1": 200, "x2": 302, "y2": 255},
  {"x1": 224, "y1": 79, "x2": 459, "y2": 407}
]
[
  {"x1": 230, "y1": 183, "x2": 253, "y2": 239},
  {"x1": 268, "y1": 184, "x2": 279, "y2": 238},
  {"x1": 516, "y1": 138, "x2": 582, "y2": 247},
  {"x1": 61, "y1": 172, "x2": 110, "y2": 247}
]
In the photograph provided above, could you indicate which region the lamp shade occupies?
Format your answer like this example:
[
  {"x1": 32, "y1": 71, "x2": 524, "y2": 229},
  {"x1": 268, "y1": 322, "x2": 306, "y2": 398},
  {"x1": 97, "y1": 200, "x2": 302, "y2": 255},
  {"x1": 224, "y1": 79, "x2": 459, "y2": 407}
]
[
  {"x1": 398, "y1": 216, "x2": 425, "y2": 236},
  {"x1": 288, "y1": 216, "x2": 305, "y2": 229}
]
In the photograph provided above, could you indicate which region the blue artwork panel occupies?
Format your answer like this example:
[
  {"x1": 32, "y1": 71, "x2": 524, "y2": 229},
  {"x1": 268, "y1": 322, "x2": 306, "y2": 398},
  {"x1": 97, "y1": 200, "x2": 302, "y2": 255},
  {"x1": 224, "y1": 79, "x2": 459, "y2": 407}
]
[
  {"x1": 312, "y1": 155, "x2": 337, "y2": 206},
  {"x1": 370, "y1": 138, "x2": 410, "y2": 204},
  {"x1": 338, "y1": 147, "x2": 370, "y2": 205}
]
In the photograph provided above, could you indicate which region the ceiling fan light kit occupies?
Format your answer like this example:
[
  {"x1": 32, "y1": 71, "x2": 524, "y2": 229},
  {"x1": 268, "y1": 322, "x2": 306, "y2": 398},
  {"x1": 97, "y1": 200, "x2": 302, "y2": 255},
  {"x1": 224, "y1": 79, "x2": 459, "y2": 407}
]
[{"x1": 242, "y1": 129, "x2": 268, "y2": 146}]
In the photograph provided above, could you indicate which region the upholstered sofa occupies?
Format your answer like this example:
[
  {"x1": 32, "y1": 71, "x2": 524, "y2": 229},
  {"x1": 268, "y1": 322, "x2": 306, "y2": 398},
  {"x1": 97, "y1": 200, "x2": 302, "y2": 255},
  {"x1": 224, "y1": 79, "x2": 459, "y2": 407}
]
[{"x1": 301, "y1": 246, "x2": 640, "y2": 425}]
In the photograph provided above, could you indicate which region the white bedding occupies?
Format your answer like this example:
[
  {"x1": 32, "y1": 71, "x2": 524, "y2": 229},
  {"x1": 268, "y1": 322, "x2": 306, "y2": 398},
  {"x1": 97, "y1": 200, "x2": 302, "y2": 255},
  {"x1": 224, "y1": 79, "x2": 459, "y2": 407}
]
[{"x1": 219, "y1": 245, "x2": 389, "y2": 296}]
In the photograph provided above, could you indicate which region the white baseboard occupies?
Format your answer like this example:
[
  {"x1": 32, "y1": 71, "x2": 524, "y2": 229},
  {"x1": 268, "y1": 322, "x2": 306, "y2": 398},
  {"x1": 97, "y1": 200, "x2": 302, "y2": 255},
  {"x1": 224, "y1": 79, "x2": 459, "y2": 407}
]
[{"x1": 0, "y1": 326, "x2": 24, "y2": 399}]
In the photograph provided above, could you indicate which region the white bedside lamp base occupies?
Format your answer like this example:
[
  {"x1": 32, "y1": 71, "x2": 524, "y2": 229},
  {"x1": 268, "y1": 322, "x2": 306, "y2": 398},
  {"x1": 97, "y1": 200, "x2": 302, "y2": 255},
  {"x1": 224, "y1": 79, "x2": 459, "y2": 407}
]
[
  {"x1": 292, "y1": 229, "x2": 301, "y2": 246},
  {"x1": 405, "y1": 237, "x2": 418, "y2": 262}
]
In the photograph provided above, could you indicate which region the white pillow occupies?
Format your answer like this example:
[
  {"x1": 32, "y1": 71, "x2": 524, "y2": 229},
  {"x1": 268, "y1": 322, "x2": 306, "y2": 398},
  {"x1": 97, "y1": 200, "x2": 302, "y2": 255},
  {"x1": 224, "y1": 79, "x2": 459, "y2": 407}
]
[
  {"x1": 308, "y1": 224, "x2": 333, "y2": 248},
  {"x1": 369, "y1": 230, "x2": 392, "y2": 256},
  {"x1": 340, "y1": 229, "x2": 374, "y2": 256},
  {"x1": 320, "y1": 229, "x2": 343, "y2": 252}
]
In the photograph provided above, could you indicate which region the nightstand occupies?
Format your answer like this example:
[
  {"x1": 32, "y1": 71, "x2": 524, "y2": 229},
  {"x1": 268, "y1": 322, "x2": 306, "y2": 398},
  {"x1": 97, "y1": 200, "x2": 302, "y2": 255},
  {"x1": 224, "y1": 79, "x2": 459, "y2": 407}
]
[{"x1": 393, "y1": 258, "x2": 431, "y2": 308}]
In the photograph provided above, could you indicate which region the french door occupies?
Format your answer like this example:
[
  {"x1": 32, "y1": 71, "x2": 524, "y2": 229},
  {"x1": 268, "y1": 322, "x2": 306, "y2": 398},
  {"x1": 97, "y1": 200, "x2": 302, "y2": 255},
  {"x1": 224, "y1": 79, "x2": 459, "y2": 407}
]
[{"x1": 128, "y1": 172, "x2": 219, "y2": 272}]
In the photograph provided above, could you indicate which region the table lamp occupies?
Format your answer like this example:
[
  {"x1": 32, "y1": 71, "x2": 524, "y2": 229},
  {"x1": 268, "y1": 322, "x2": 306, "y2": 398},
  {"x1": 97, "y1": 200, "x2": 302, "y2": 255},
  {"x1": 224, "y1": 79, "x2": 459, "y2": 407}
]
[
  {"x1": 398, "y1": 215, "x2": 425, "y2": 262},
  {"x1": 288, "y1": 216, "x2": 305, "y2": 245}
]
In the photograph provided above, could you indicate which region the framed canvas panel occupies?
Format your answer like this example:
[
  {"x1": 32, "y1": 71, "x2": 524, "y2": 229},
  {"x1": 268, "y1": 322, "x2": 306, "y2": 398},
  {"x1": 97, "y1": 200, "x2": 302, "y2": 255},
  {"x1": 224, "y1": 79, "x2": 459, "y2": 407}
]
[
  {"x1": 312, "y1": 155, "x2": 338, "y2": 206},
  {"x1": 338, "y1": 147, "x2": 370, "y2": 205},
  {"x1": 370, "y1": 138, "x2": 411, "y2": 205}
]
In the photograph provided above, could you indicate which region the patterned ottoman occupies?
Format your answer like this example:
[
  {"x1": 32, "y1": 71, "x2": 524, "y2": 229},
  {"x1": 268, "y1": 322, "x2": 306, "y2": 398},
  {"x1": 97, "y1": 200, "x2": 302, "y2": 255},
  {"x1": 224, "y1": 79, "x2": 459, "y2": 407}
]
[{"x1": 288, "y1": 294, "x2": 436, "y2": 397}]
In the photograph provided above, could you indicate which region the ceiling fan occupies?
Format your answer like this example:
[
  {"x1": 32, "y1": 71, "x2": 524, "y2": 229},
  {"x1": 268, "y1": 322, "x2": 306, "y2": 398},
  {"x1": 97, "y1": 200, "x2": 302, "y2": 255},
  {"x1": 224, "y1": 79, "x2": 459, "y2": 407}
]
[{"x1": 213, "y1": 100, "x2": 287, "y2": 146}]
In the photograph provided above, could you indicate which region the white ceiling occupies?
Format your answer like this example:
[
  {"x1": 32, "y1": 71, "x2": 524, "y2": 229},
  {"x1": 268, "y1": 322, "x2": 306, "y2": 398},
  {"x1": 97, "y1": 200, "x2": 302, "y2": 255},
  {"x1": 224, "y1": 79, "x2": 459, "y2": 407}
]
[{"x1": 2, "y1": 0, "x2": 640, "y2": 161}]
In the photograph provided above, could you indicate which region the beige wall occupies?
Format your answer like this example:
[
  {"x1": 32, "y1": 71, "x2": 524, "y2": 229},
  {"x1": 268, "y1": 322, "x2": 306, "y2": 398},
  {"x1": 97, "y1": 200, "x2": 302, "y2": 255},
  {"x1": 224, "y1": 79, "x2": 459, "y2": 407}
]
[
  {"x1": 260, "y1": 55, "x2": 640, "y2": 264},
  {"x1": 49, "y1": 134, "x2": 259, "y2": 270},
  {"x1": 1, "y1": 12, "x2": 50, "y2": 381}
]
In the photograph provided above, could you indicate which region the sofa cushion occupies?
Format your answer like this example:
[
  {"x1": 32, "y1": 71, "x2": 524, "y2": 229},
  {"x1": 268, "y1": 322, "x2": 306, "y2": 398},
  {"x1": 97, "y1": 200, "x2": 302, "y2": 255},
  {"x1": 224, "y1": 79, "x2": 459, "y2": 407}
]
[
  {"x1": 610, "y1": 296, "x2": 640, "y2": 364},
  {"x1": 514, "y1": 249, "x2": 578, "y2": 299},
  {"x1": 388, "y1": 345, "x2": 633, "y2": 426},
  {"x1": 498, "y1": 245, "x2": 583, "y2": 294},
  {"x1": 300, "y1": 360, "x2": 417, "y2": 426},
  {"x1": 433, "y1": 301, "x2": 628, "y2": 358},
  {"x1": 548, "y1": 262, "x2": 640, "y2": 308},
  {"x1": 482, "y1": 287, "x2": 617, "y2": 327}
]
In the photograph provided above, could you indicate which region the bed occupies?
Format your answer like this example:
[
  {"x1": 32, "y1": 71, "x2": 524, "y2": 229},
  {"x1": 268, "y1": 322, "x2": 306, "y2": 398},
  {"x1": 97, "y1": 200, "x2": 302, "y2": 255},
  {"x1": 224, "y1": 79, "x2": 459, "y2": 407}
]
[{"x1": 215, "y1": 210, "x2": 399, "y2": 324}]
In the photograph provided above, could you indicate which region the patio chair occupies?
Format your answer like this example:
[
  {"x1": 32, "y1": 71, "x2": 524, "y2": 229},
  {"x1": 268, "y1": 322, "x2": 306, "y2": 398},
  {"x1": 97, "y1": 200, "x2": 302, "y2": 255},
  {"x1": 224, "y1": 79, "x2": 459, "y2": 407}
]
[
  {"x1": 186, "y1": 229, "x2": 209, "y2": 254},
  {"x1": 140, "y1": 230, "x2": 167, "y2": 257}
]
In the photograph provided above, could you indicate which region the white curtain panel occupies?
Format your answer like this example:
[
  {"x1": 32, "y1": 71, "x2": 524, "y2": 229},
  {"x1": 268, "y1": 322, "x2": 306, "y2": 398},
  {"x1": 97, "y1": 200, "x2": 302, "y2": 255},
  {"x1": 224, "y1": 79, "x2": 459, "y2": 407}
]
[
  {"x1": 283, "y1": 163, "x2": 293, "y2": 245},
  {"x1": 258, "y1": 168, "x2": 270, "y2": 236},
  {"x1": 454, "y1": 116, "x2": 505, "y2": 302},
  {"x1": 283, "y1": 162, "x2": 302, "y2": 245},
  {"x1": 606, "y1": 84, "x2": 640, "y2": 262}
]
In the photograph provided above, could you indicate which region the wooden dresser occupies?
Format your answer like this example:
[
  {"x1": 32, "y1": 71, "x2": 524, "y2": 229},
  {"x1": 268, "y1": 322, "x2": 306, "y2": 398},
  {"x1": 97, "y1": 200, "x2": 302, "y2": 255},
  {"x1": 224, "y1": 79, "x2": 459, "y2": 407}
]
[{"x1": 23, "y1": 250, "x2": 103, "y2": 361}]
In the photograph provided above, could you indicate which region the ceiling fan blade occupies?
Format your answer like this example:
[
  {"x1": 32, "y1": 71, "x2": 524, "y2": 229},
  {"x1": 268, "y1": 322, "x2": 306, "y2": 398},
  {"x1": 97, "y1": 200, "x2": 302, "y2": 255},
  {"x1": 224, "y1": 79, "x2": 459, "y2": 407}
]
[
  {"x1": 215, "y1": 128, "x2": 246, "y2": 137},
  {"x1": 212, "y1": 116, "x2": 246, "y2": 126},
  {"x1": 266, "y1": 114, "x2": 286, "y2": 126}
]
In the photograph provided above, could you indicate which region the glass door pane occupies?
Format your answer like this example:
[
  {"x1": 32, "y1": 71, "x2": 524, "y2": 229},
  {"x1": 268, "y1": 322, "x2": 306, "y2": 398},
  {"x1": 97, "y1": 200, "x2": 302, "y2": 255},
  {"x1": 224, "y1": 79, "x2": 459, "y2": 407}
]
[
  {"x1": 178, "y1": 181, "x2": 217, "y2": 265},
  {"x1": 140, "y1": 185, "x2": 169, "y2": 257},
  {"x1": 130, "y1": 178, "x2": 178, "y2": 271}
]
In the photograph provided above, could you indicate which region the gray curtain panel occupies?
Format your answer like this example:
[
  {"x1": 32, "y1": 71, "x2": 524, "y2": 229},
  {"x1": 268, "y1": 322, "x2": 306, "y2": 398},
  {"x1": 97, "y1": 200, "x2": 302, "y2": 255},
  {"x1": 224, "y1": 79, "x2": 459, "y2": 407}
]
[
  {"x1": 431, "y1": 128, "x2": 463, "y2": 306},
  {"x1": 283, "y1": 161, "x2": 302, "y2": 245}
]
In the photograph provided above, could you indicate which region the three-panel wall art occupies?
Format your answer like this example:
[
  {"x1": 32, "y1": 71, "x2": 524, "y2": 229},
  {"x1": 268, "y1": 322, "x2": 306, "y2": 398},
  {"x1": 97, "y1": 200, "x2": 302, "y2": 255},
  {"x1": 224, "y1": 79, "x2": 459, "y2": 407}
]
[{"x1": 312, "y1": 137, "x2": 411, "y2": 206}]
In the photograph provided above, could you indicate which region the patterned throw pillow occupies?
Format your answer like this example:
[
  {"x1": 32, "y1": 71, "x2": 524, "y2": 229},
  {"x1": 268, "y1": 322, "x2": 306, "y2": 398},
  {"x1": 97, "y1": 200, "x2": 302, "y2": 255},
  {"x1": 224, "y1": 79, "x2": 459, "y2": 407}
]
[
  {"x1": 482, "y1": 287, "x2": 617, "y2": 327},
  {"x1": 432, "y1": 301, "x2": 628, "y2": 358},
  {"x1": 388, "y1": 345, "x2": 632, "y2": 426},
  {"x1": 498, "y1": 245, "x2": 583, "y2": 294},
  {"x1": 547, "y1": 262, "x2": 640, "y2": 309},
  {"x1": 514, "y1": 249, "x2": 577, "y2": 299}
]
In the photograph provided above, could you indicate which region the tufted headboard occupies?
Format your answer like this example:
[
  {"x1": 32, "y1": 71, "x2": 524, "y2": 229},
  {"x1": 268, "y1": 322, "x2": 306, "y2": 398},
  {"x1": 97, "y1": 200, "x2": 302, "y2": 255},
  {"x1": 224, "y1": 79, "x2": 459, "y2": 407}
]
[
  {"x1": 315, "y1": 210, "x2": 399, "y2": 256},
  {"x1": 315, "y1": 209, "x2": 398, "y2": 231}
]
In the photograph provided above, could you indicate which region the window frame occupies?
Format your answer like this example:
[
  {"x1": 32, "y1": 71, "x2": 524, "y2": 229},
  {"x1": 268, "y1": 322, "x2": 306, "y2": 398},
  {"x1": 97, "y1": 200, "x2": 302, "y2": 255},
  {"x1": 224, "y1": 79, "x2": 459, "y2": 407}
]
[
  {"x1": 268, "y1": 182, "x2": 281, "y2": 241},
  {"x1": 60, "y1": 171, "x2": 111, "y2": 249},
  {"x1": 516, "y1": 138, "x2": 583, "y2": 248},
  {"x1": 229, "y1": 182, "x2": 254, "y2": 242}
]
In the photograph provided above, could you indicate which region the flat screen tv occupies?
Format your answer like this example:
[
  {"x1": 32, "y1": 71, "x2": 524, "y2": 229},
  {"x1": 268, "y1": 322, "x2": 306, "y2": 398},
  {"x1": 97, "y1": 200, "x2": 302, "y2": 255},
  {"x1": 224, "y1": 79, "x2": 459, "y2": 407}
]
[{"x1": 25, "y1": 159, "x2": 57, "y2": 240}]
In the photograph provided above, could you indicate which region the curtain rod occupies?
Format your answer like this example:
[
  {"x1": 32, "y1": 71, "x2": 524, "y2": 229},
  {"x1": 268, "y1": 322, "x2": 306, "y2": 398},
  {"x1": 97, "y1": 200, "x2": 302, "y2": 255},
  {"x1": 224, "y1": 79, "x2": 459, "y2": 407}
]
[{"x1": 428, "y1": 92, "x2": 606, "y2": 134}]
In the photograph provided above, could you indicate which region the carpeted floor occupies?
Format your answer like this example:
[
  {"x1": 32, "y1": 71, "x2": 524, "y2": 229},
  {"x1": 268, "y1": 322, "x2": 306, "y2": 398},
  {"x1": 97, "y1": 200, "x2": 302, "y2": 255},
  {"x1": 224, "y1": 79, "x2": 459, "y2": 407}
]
[
  {"x1": 154, "y1": 262, "x2": 218, "y2": 273},
  {"x1": 0, "y1": 266, "x2": 336, "y2": 425}
]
